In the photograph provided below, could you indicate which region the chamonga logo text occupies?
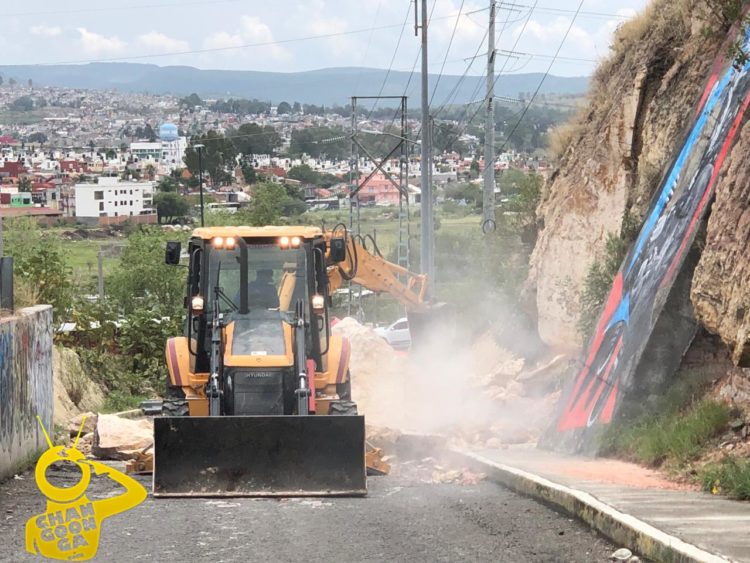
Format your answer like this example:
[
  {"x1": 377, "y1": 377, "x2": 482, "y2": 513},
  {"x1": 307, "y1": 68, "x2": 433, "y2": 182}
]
[{"x1": 25, "y1": 416, "x2": 147, "y2": 561}]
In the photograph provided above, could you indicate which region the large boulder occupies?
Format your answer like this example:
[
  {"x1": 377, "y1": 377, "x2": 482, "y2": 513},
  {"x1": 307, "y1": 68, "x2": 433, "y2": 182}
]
[{"x1": 92, "y1": 414, "x2": 153, "y2": 460}]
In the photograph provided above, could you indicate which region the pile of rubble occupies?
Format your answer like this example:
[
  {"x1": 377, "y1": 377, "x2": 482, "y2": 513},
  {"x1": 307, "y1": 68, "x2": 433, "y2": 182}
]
[
  {"x1": 333, "y1": 317, "x2": 569, "y2": 450},
  {"x1": 332, "y1": 317, "x2": 407, "y2": 427}
]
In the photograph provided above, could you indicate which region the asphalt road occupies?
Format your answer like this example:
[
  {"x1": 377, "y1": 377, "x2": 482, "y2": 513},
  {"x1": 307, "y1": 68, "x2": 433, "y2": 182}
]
[{"x1": 0, "y1": 459, "x2": 617, "y2": 562}]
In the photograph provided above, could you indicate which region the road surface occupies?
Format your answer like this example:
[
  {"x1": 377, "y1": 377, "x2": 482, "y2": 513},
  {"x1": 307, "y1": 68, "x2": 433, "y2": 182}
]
[{"x1": 0, "y1": 458, "x2": 617, "y2": 562}]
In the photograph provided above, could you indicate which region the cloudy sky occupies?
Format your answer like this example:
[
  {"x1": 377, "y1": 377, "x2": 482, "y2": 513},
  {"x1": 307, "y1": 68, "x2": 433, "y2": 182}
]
[{"x1": 4, "y1": 0, "x2": 649, "y2": 76}]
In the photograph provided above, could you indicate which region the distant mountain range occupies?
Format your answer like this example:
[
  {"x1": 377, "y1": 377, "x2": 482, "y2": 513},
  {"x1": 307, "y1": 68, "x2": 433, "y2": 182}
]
[{"x1": 0, "y1": 63, "x2": 589, "y2": 106}]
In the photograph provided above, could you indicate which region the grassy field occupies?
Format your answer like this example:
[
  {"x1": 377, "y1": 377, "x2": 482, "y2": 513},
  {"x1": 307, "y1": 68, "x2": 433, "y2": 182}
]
[
  {"x1": 59, "y1": 236, "x2": 125, "y2": 292},
  {"x1": 57, "y1": 209, "x2": 484, "y2": 316}
]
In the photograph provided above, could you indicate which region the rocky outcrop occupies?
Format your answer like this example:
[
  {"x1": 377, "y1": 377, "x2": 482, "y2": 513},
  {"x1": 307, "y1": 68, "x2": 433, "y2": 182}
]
[
  {"x1": 53, "y1": 346, "x2": 105, "y2": 426},
  {"x1": 526, "y1": 1, "x2": 729, "y2": 349},
  {"x1": 692, "y1": 121, "x2": 750, "y2": 366}
]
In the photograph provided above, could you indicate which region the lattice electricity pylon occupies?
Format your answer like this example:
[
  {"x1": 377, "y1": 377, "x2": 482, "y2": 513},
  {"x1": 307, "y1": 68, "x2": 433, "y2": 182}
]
[{"x1": 348, "y1": 95, "x2": 410, "y2": 270}]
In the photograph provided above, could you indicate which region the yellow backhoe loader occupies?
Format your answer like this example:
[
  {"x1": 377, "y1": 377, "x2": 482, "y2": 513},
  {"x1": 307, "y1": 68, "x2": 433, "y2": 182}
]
[{"x1": 153, "y1": 224, "x2": 430, "y2": 497}]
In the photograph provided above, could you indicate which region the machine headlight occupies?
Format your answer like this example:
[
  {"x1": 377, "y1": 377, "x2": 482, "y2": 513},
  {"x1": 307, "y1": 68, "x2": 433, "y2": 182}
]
[
  {"x1": 191, "y1": 295, "x2": 205, "y2": 313},
  {"x1": 225, "y1": 236, "x2": 236, "y2": 249},
  {"x1": 291, "y1": 236, "x2": 301, "y2": 247},
  {"x1": 280, "y1": 236, "x2": 290, "y2": 247},
  {"x1": 213, "y1": 236, "x2": 224, "y2": 249},
  {"x1": 311, "y1": 294, "x2": 325, "y2": 315}
]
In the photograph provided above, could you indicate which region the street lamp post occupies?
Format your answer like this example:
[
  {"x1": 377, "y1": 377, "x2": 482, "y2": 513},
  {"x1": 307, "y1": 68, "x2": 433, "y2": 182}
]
[{"x1": 195, "y1": 144, "x2": 205, "y2": 227}]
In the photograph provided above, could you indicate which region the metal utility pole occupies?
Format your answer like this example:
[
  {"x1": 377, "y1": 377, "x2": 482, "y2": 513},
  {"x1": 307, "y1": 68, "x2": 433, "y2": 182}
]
[
  {"x1": 483, "y1": 0, "x2": 497, "y2": 233},
  {"x1": 97, "y1": 250, "x2": 104, "y2": 300},
  {"x1": 417, "y1": 0, "x2": 435, "y2": 287},
  {"x1": 195, "y1": 144, "x2": 206, "y2": 227}
]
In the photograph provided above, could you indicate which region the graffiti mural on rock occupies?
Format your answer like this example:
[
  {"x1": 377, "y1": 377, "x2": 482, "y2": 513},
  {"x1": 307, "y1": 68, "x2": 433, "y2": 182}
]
[
  {"x1": 551, "y1": 27, "x2": 750, "y2": 448},
  {"x1": 0, "y1": 306, "x2": 54, "y2": 480}
]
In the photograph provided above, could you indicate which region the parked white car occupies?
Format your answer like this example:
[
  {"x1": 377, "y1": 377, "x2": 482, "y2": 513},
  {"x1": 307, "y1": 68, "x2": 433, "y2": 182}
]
[{"x1": 375, "y1": 317, "x2": 411, "y2": 349}]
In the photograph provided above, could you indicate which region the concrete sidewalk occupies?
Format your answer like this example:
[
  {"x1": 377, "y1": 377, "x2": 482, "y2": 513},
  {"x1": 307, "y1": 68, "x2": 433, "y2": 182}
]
[{"x1": 452, "y1": 445, "x2": 750, "y2": 563}]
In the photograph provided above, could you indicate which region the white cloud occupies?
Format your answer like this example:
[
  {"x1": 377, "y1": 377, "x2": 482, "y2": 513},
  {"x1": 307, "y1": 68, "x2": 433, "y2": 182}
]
[
  {"x1": 202, "y1": 15, "x2": 289, "y2": 60},
  {"x1": 30, "y1": 24, "x2": 62, "y2": 37},
  {"x1": 307, "y1": 16, "x2": 352, "y2": 57},
  {"x1": 77, "y1": 28, "x2": 126, "y2": 56},
  {"x1": 203, "y1": 31, "x2": 244, "y2": 50},
  {"x1": 137, "y1": 32, "x2": 189, "y2": 53}
]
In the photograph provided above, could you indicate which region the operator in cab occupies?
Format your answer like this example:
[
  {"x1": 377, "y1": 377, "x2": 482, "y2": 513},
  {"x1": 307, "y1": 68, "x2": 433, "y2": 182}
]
[{"x1": 245, "y1": 269, "x2": 280, "y2": 309}]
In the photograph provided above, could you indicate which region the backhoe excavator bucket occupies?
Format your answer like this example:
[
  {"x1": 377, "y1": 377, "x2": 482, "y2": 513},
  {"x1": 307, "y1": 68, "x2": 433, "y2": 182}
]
[
  {"x1": 153, "y1": 415, "x2": 366, "y2": 497},
  {"x1": 407, "y1": 303, "x2": 451, "y2": 349}
]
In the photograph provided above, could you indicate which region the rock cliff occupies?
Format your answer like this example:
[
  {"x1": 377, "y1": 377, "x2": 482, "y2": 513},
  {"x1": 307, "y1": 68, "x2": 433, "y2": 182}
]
[{"x1": 525, "y1": 1, "x2": 744, "y2": 351}]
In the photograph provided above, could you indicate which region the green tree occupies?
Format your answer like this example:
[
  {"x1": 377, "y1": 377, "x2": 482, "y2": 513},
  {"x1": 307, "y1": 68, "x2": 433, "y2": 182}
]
[
  {"x1": 17, "y1": 177, "x2": 32, "y2": 192},
  {"x1": 240, "y1": 159, "x2": 257, "y2": 185},
  {"x1": 144, "y1": 163, "x2": 156, "y2": 180},
  {"x1": 444, "y1": 182, "x2": 481, "y2": 208},
  {"x1": 105, "y1": 148, "x2": 117, "y2": 160},
  {"x1": 433, "y1": 122, "x2": 467, "y2": 155},
  {"x1": 243, "y1": 182, "x2": 285, "y2": 225},
  {"x1": 156, "y1": 177, "x2": 177, "y2": 192},
  {"x1": 289, "y1": 126, "x2": 348, "y2": 159},
  {"x1": 179, "y1": 93, "x2": 203, "y2": 111},
  {"x1": 10, "y1": 95, "x2": 34, "y2": 111},
  {"x1": 107, "y1": 229, "x2": 184, "y2": 312},
  {"x1": 470, "y1": 158, "x2": 481, "y2": 179},
  {"x1": 277, "y1": 101, "x2": 292, "y2": 115},
  {"x1": 3, "y1": 217, "x2": 71, "y2": 313},
  {"x1": 27, "y1": 132, "x2": 47, "y2": 144},
  {"x1": 154, "y1": 192, "x2": 190, "y2": 224},
  {"x1": 183, "y1": 131, "x2": 237, "y2": 187},
  {"x1": 231, "y1": 123, "x2": 282, "y2": 156},
  {"x1": 287, "y1": 164, "x2": 320, "y2": 185},
  {"x1": 9, "y1": 78, "x2": 17, "y2": 87}
]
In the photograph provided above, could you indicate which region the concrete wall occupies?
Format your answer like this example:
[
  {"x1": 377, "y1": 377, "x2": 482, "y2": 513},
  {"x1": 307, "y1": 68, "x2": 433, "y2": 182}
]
[{"x1": 0, "y1": 306, "x2": 54, "y2": 480}]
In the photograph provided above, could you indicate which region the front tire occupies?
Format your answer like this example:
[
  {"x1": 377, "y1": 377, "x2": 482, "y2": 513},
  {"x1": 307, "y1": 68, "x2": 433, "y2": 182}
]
[{"x1": 162, "y1": 384, "x2": 188, "y2": 417}]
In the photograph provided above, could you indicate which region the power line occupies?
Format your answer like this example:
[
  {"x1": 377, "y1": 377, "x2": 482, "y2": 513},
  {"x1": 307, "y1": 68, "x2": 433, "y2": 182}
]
[
  {"x1": 447, "y1": 2, "x2": 517, "y2": 138},
  {"x1": 25, "y1": 7, "x2": 465, "y2": 67},
  {"x1": 354, "y1": 1, "x2": 384, "y2": 95},
  {"x1": 429, "y1": 0, "x2": 465, "y2": 108},
  {"x1": 441, "y1": 0, "x2": 538, "y2": 154},
  {"x1": 431, "y1": 27, "x2": 488, "y2": 119},
  {"x1": 514, "y1": 4, "x2": 631, "y2": 20},
  {"x1": 366, "y1": 1, "x2": 415, "y2": 120},
  {"x1": 497, "y1": 0, "x2": 585, "y2": 152}
]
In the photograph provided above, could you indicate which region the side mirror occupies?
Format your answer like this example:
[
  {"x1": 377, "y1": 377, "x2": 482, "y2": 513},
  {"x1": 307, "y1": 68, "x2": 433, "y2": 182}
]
[
  {"x1": 165, "y1": 241, "x2": 182, "y2": 265},
  {"x1": 329, "y1": 237, "x2": 346, "y2": 263}
]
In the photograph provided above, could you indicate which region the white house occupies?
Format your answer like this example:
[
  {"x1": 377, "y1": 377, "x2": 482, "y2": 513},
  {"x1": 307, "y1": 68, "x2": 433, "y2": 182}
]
[
  {"x1": 75, "y1": 177, "x2": 155, "y2": 219},
  {"x1": 130, "y1": 137, "x2": 187, "y2": 170}
]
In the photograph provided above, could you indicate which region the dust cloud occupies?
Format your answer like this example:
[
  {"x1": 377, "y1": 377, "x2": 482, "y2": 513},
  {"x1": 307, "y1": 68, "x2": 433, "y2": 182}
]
[{"x1": 332, "y1": 317, "x2": 566, "y2": 450}]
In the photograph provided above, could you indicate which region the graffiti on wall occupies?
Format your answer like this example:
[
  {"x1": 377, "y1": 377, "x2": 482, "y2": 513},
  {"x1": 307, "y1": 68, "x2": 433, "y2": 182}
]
[
  {"x1": 553, "y1": 27, "x2": 750, "y2": 438},
  {"x1": 0, "y1": 306, "x2": 54, "y2": 479}
]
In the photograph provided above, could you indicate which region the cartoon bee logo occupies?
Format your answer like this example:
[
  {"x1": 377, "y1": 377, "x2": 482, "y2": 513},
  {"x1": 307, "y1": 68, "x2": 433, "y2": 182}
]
[{"x1": 25, "y1": 416, "x2": 147, "y2": 561}]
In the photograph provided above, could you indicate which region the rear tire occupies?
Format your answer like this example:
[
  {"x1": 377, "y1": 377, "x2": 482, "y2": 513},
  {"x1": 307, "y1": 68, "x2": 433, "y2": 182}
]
[{"x1": 162, "y1": 384, "x2": 189, "y2": 417}]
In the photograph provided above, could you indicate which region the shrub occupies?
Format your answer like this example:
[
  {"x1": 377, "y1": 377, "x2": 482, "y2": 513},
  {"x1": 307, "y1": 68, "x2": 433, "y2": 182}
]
[
  {"x1": 602, "y1": 398, "x2": 732, "y2": 467},
  {"x1": 700, "y1": 457, "x2": 750, "y2": 500}
]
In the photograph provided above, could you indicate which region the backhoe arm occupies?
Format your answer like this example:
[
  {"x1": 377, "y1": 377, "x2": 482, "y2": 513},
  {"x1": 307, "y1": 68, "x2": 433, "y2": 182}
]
[{"x1": 325, "y1": 232, "x2": 429, "y2": 312}]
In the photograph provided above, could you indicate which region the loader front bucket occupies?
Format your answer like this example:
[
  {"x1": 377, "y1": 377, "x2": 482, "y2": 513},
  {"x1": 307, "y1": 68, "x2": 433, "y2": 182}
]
[{"x1": 152, "y1": 415, "x2": 366, "y2": 497}]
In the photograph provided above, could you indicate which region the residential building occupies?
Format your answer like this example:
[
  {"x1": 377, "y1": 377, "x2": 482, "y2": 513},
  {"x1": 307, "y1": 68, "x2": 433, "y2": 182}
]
[
  {"x1": 130, "y1": 136, "x2": 188, "y2": 170},
  {"x1": 74, "y1": 177, "x2": 155, "y2": 221}
]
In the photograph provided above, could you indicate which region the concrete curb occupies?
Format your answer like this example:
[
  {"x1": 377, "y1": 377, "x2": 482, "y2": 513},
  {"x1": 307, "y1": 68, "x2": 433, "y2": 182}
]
[{"x1": 450, "y1": 451, "x2": 730, "y2": 563}]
